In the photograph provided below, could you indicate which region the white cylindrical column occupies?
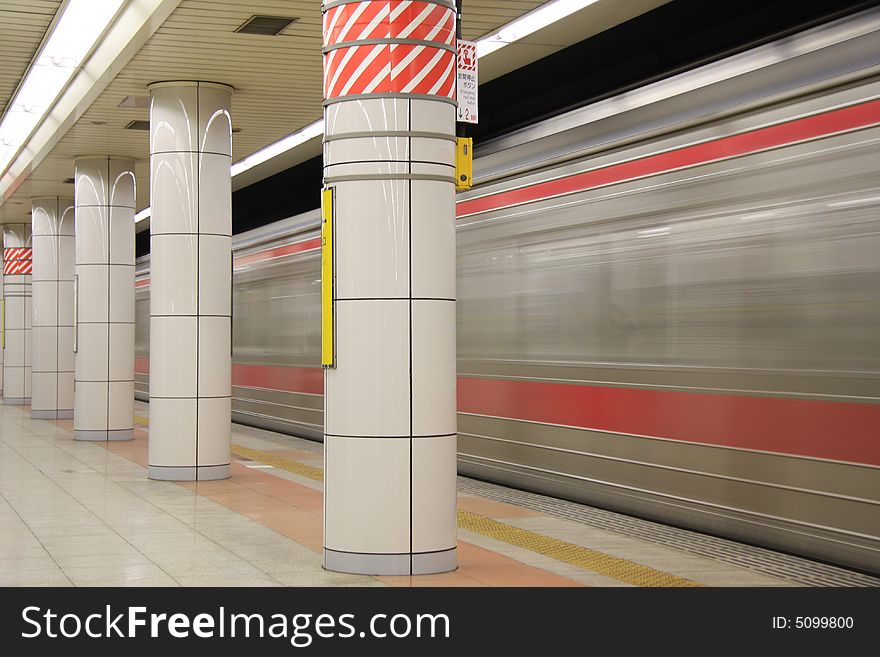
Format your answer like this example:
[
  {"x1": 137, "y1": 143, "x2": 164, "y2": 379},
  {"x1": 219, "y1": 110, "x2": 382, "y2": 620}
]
[
  {"x1": 31, "y1": 197, "x2": 75, "y2": 419},
  {"x1": 321, "y1": 1, "x2": 458, "y2": 575},
  {"x1": 147, "y1": 81, "x2": 233, "y2": 482},
  {"x1": 2, "y1": 223, "x2": 33, "y2": 405},
  {"x1": 73, "y1": 157, "x2": 136, "y2": 441}
]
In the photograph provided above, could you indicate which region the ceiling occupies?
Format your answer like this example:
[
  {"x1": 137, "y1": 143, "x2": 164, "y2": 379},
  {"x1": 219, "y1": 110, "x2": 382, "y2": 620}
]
[
  {"x1": 0, "y1": 0, "x2": 664, "y2": 223},
  {"x1": 478, "y1": 0, "x2": 669, "y2": 83},
  {"x1": 0, "y1": 0, "x2": 63, "y2": 115}
]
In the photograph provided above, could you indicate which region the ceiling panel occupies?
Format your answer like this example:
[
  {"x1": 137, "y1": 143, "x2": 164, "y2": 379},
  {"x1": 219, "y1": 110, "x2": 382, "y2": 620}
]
[
  {"x1": 0, "y1": 0, "x2": 62, "y2": 115},
  {"x1": 0, "y1": 0, "x2": 564, "y2": 220}
]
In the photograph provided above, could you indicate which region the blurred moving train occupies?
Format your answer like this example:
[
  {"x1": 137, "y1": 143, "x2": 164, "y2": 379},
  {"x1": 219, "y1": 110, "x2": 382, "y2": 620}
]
[{"x1": 136, "y1": 10, "x2": 880, "y2": 572}]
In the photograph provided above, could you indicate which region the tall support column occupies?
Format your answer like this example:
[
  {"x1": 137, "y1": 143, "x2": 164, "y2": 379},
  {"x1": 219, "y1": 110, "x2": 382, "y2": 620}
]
[
  {"x1": 147, "y1": 81, "x2": 233, "y2": 482},
  {"x1": 321, "y1": 1, "x2": 458, "y2": 575},
  {"x1": 31, "y1": 197, "x2": 75, "y2": 419},
  {"x1": 73, "y1": 157, "x2": 136, "y2": 441},
  {"x1": 2, "y1": 223, "x2": 32, "y2": 405}
]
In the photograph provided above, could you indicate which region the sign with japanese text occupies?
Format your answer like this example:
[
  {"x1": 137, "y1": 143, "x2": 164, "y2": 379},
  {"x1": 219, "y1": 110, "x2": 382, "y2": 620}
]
[{"x1": 456, "y1": 40, "x2": 478, "y2": 123}]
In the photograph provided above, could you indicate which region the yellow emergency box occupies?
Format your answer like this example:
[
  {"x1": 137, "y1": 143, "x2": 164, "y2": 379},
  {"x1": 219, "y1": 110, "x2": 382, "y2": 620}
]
[{"x1": 456, "y1": 137, "x2": 473, "y2": 191}]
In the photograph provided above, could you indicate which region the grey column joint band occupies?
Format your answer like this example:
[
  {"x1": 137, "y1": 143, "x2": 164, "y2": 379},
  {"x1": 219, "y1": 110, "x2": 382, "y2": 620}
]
[
  {"x1": 324, "y1": 39, "x2": 455, "y2": 54},
  {"x1": 32, "y1": 410, "x2": 74, "y2": 419},
  {"x1": 324, "y1": 173, "x2": 455, "y2": 183},
  {"x1": 147, "y1": 80, "x2": 234, "y2": 92},
  {"x1": 75, "y1": 263, "x2": 136, "y2": 268},
  {"x1": 149, "y1": 150, "x2": 232, "y2": 158},
  {"x1": 335, "y1": 297, "x2": 456, "y2": 302},
  {"x1": 324, "y1": 130, "x2": 457, "y2": 142},
  {"x1": 325, "y1": 160, "x2": 454, "y2": 168},
  {"x1": 2, "y1": 398, "x2": 30, "y2": 406},
  {"x1": 324, "y1": 93, "x2": 457, "y2": 107},
  {"x1": 151, "y1": 232, "x2": 231, "y2": 238},
  {"x1": 325, "y1": 432, "x2": 457, "y2": 439},
  {"x1": 75, "y1": 429, "x2": 134, "y2": 442},
  {"x1": 323, "y1": 0, "x2": 454, "y2": 10},
  {"x1": 148, "y1": 464, "x2": 231, "y2": 481},
  {"x1": 323, "y1": 547, "x2": 457, "y2": 576},
  {"x1": 74, "y1": 204, "x2": 137, "y2": 210}
]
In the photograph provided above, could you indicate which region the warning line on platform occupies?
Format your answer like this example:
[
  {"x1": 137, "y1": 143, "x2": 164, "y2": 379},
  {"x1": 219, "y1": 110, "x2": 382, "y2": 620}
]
[
  {"x1": 456, "y1": 509, "x2": 699, "y2": 587},
  {"x1": 133, "y1": 414, "x2": 699, "y2": 587}
]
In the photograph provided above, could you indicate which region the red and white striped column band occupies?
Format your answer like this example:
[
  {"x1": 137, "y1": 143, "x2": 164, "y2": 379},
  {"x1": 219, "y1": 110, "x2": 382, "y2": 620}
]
[
  {"x1": 3, "y1": 247, "x2": 32, "y2": 275},
  {"x1": 323, "y1": 0, "x2": 456, "y2": 100}
]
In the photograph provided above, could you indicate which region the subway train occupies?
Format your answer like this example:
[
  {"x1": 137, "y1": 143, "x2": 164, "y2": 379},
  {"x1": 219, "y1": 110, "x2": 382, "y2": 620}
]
[{"x1": 135, "y1": 10, "x2": 880, "y2": 573}]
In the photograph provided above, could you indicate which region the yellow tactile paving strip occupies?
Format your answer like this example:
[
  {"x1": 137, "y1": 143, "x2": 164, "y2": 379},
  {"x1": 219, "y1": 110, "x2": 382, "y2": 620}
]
[
  {"x1": 456, "y1": 510, "x2": 699, "y2": 587},
  {"x1": 133, "y1": 415, "x2": 700, "y2": 587},
  {"x1": 232, "y1": 444, "x2": 326, "y2": 482}
]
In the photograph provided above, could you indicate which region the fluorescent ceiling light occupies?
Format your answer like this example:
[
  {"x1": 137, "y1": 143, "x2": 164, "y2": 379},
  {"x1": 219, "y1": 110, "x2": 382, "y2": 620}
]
[
  {"x1": 0, "y1": 0, "x2": 124, "y2": 177},
  {"x1": 134, "y1": 2, "x2": 585, "y2": 223},
  {"x1": 477, "y1": 0, "x2": 601, "y2": 57},
  {"x1": 230, "y1": 119, "x2": 323, "y2": 177}
]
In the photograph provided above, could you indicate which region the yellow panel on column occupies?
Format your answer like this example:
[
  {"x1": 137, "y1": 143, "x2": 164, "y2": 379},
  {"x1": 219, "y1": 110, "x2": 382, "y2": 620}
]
[
  {"x1": 456, "y1": 137, "x2": 473, "y2": 190},
  {"x1": 321, "y1": 187, "x2": 335, "y2": 368}
]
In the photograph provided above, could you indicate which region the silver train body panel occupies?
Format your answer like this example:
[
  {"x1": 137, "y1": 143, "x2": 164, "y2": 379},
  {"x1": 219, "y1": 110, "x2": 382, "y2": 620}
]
[{"x1": 135, "y1": 10, "x2": 880, "y2": 572}]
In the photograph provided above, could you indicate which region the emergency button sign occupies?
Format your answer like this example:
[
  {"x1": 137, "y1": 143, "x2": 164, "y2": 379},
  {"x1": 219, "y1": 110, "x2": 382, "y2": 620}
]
[{"x1": 457, "y1": 40, "x2": 478, "y2": 124}]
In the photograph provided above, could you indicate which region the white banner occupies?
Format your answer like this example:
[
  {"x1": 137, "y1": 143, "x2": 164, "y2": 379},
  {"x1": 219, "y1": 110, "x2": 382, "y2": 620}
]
[{"x1": 456, "y1": 40, "x2": 478, "y2": 124}]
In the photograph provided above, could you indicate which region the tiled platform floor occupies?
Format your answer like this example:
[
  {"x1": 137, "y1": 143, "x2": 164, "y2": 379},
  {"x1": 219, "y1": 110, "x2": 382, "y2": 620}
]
[{"x1": 0, "y1": 402, "x2": 803, "y2": 587}]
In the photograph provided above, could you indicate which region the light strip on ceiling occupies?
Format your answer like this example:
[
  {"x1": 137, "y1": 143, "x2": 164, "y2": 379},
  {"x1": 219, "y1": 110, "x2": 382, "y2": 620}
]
[
  {"x1": 135, "y1": 0, "x2": 590, "y2": 223},
  {"x1": 230, "y1": 119, "x2": 324, "y2": 177},
  {"x1": 476, "y1": 0, "x2": 601, "y2": 57},
  {"x1": 0, "y1": 0, "x2": 125, "y2": 176}
]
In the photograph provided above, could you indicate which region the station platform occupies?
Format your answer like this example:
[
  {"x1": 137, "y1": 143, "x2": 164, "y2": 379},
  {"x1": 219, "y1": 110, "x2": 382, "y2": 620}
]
[{"x1": 1, "y1": 401, "x2": 876, "y2": 588}]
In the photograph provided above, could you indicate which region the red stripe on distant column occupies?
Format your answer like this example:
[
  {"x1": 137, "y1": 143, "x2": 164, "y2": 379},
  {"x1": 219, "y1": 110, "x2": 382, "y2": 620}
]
[
  {"x1": 344, "y1": 44, "x2": 392, "y2": 96},
  {"x1": 456, "y1": 99, "x2": 880, "y2": 218},
  {"x1": 457, "y1": 377, "x2": 880, "y2": 466},
  {"x1": 397, "y1": 3, "x2": 453, "y2": 41},
  {"x1": 404, "y1": 47, "x2": 452, "y2": 93},
  {"x1": 340, "y1": 0, "x2": 388, "y2": 42},
  {"x1": 329, "y1": 44, "x2": 385, "y2": 97},
  {"x1": 134, "y1": 357, "x2": 149, "y2": 374}
]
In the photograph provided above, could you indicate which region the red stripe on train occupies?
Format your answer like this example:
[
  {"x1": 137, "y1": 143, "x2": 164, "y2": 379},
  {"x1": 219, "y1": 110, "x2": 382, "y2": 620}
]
[
  {"x1": 232, "y1": 363, "x2": 324, "y2": 396},
  {"x1": 234, "y1": 238, "x2": 323, "y2": 268},
  {"x1": 455, "y1": 98, "x2": 880, "y2": 218},
  {"x1": 132, "y1": 358, "x2": 880, "y2": 465},
  {"x1": 457, "y1": 377, "x2": 880, "y2": 466}
]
